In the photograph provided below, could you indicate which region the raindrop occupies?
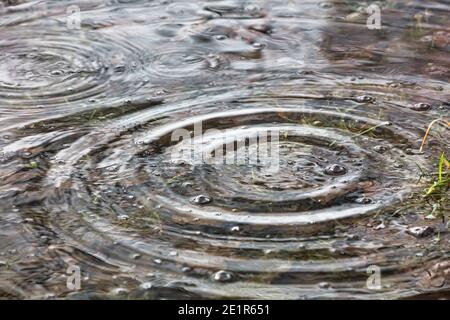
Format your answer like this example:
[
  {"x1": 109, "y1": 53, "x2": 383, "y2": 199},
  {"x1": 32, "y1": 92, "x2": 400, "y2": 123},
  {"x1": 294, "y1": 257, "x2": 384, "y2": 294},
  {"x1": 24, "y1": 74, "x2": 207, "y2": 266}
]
[
  {"x1": 212, "y1": 270, "x2": 233, "y2": 282},
  {"x1": 324, "y1": 164, "x2": 347, "y2": 176},
  {"x1": 190, "y1": 194, "x2": 212, "y2": 205}
]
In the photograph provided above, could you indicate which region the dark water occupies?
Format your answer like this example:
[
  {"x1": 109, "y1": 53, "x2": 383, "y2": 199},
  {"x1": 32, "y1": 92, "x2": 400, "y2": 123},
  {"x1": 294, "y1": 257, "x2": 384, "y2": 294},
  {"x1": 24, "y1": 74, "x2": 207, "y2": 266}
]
[{"x1": 0, "y1": 0, "x2": 449, "y2": 299}]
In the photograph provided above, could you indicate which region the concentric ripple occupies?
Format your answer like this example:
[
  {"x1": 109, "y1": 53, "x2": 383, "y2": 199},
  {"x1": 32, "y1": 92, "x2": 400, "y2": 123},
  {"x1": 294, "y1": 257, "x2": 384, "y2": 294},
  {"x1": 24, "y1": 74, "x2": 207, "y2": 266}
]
[
  {"x1": 0, "y1": 0, "x2": 448, "y2": 300},
  {"x1": 6, "y1": 80, "x2": 439, "y2": 299},
  {"x1": 0, "y1": 28, "x2": 146, "y2": 108}
]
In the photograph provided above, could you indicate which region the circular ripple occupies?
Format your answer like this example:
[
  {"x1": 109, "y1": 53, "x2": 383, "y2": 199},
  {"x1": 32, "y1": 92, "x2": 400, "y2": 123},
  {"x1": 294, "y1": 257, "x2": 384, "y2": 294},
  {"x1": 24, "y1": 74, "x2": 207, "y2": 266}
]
[
  {"x1": 145, "y1": 47, "x2": 228, "y2": 81},
  {"x1": 0, "y1": 28, "x2": 146, "y2": 108},
  {"x1": 11, "y1": 84, "x2": 439, "y2": 298},
  {"x1": 1, "y1": 62, "x2": 447, "y2": 299}
]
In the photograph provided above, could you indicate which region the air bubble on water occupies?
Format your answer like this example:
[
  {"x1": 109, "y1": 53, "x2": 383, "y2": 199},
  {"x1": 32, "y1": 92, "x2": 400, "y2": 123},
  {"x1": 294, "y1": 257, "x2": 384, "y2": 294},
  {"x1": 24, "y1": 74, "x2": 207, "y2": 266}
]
[
  {"x1": 252, "y1": 42, "x2": 264, "y2": 49},
  {"x1": 373, "y1": 145, "x2": 388, "y2": 153},
  {"x1": 324, "y1": 164, "x2": 347, "y2": 176},
  {"x1": 355, "y1": 197, "x2": 373, "y2": 204},
  {"x1": 355, "y1": 95, "x2": 375, "y2": 103},
  {"x1": 181, "y1": 266, "x2": 192, "y2": 273},
  {"x1": 190, "y1": 194, "x2": 212, "y2": 205},
  {"x1": 374, "y1": 222, "x2": 386, "y2": 230},
  {"x1": 318, "y1": 2, "x2": 332, "y2": 9},
  {"x1": 212, "y1": 270, "x2": 233, "y2": 282},
  {"x1": 318, "y1": 282, "x2": 331, "y2": 289},
  {"x1": 411, "y1": 102, "x2": 431, "y2": 111},
  {"x1": 49, "y1": 70, "x2": 64, "y2": 77},
  {"x1": 111, "y1": 288, "x2": 129, "y2": 296},
  {"x1": 140, "y1": 282, "x2": 153, "y2": 290},
  {"x1": 130, "y1": 253, "x2": 141, "y2": 260},
  {"x1": 168, "y1": 251, "x2": 178, "y2": 257},
  {"x1": 231, "y1": 226, "x2": 240, "y2": 232}
]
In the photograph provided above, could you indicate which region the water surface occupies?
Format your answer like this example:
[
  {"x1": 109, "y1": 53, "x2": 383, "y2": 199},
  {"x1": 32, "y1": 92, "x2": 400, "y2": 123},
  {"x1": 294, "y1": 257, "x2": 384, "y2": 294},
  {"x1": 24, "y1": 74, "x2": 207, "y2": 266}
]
[{"x1": 0, "y1": 0, "x2": 449, "y2": 299}]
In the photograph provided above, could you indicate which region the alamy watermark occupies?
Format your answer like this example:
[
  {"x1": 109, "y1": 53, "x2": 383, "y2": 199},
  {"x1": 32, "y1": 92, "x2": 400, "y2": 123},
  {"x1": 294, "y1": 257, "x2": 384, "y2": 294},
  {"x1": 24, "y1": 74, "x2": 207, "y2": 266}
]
[
  {"x1": 367, "y1": 4, "x2": 381, "y2": 30},
  {"x1": 170, "y1": 122, "x2": 280, "y2": 172},
  {"x1": 66, "y1": 264, "x2": 81, "y2": 291},
  {"x1": 67, "y1": 5, "x2": 81, "y2": 30},
  {"x1": 366, "y1": 265, "x2": 382, "y2": 290}
]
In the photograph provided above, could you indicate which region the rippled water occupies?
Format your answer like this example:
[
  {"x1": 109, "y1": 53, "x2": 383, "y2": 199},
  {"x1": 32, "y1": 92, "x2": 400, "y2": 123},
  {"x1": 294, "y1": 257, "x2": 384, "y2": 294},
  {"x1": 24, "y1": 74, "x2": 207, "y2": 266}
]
[{"x1": 0, "y1": 0, "x2": 449, "y2": 299}]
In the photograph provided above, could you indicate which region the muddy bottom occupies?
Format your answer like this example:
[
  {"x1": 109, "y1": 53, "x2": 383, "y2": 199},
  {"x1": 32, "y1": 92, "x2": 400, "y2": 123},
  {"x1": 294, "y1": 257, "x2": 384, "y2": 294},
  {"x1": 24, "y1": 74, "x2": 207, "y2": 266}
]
[{"x1": 0, "y1": 0, "x2": 448, "y2": 299}]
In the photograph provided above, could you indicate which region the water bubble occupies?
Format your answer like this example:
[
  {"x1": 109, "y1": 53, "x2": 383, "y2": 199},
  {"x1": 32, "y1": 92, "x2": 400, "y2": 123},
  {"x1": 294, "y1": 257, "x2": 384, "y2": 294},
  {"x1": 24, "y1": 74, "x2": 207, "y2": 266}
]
[
  {"x1": 111, "y1": 288, "x2": 129, "y2": 296},
  {"x1": 130, "y1": 253, "x2": 141, "y2": 260},
  {"x1": 49, "y1": 70, "x2": 64, "y2": 77},
  {"x1": 318, "y1": 2, "x2": 332, "y2": 9},
  {"x1": 140, "y1": 282, "x2": 153, "y2": 290},
  {"x1": 406, "y1": 226, "x2": 434, "y2": 238},
  {"x1": 212, "y1": 270, "x2": 233, "y2": 282},
  {"x1": 374, "y1": 222, "x2": 386, "y2": 230},
  {"x1": 181, "y1": 266, "x2": 192, "y2": 273},
  {"x1": 324, "y1": 164, "x2": 347, "y2": 176},
  {"x1": 231, "y1": 226, "x2": 240, "y2": 232},
  {"x1": 373, "y1": 145, "x2": 388, "y2": 153},
  {"x1": 190, "y1": 195, "x2": 212, "y2": 205},
  {"x1": 355, "y1": 95, "x2": 375, "y2": 103},
  {"x1": 252, "y1": 42, "x2": 264, "y2": 49},
  {"x1": 411, "y1": 103, "x2": 431, "y2": 111},
  {"x1": 355, "y1": 197, "x2": 373, "y2": 204},
  {"x1": 318, "y1": 282, "x2": 331, "y2": 289}
]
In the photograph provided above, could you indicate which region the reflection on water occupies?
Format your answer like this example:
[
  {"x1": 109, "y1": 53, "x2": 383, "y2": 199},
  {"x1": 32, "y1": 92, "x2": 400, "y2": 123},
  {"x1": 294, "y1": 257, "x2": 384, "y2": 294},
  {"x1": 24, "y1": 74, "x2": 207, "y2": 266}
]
[{"x1": 0, "y1": 0, "x2": 448, "y2": 299}]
